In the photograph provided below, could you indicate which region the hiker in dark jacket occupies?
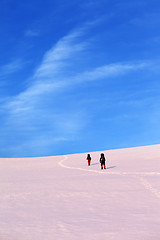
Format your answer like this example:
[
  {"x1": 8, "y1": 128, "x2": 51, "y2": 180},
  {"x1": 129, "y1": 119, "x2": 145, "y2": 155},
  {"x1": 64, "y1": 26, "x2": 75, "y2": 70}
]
[
  {"x1": 86, "y1": 154, "x2": 91, "y2": 166},
  {"x1": 100, "y1": 153, "x2": 106, "y2": 169}
]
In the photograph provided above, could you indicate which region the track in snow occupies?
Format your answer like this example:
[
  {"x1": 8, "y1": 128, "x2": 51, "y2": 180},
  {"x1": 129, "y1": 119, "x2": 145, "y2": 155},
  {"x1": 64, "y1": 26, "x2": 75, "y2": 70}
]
[{"x1": 59, "y1": 155, "x2": 160, "y2": 199}]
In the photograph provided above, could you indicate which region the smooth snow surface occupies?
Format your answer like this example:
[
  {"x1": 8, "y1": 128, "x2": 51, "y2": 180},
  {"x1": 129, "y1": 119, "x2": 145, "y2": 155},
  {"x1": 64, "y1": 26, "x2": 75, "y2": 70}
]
[{"x1": 0, "y1": 145, "x2": 160, "y2": 240}]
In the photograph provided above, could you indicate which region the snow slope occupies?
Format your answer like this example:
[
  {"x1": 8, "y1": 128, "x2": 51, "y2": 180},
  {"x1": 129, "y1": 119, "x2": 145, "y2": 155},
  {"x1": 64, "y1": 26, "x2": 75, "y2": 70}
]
[{"x1": 0, "y1": 144, "x2": 160, "y2": 240}]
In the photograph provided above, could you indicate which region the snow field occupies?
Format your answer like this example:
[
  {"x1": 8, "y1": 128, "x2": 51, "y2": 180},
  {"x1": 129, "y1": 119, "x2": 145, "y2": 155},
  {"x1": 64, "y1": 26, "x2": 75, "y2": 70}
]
[{"x1": 0, "y1": 144, "x2": 160, "y2": 240}]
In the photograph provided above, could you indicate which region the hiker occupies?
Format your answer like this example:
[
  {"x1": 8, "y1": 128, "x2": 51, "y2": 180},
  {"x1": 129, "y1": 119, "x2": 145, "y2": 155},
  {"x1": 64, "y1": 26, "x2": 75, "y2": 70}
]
[
  {"x1": 86, "y1": 154, "x2": 91, "y2": 166},
  {"x1": 100, "y1": 153, "x2": 106, "y2": 169}
]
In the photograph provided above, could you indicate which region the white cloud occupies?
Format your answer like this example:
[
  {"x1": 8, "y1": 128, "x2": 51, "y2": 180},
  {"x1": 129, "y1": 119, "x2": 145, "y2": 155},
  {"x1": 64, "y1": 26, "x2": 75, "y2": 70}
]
[
  {"x1": 72, "y1": 62, "x2": 147, "y2": 83},
  {"x1": 25, "y1": 29, "x2": 39, "y2": 37},
  {"x1": 0, "y1": 59, "x2": 24, "y2": 77},
  {"x1": 1, "y1": 26, "x2": 151, "y2": 156},
  {"x1": 33, "y1": 30, "x2": 87, "y2": 80},
  {"x1": 4, "y1": 27, "x2": 149, "y2": 123},
  {"x1": 4, "y1": 29, "x2": 88, "y2": 110}
]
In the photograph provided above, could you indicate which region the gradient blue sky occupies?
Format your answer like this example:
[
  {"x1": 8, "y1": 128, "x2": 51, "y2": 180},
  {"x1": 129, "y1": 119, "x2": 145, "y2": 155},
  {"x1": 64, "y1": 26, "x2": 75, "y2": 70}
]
[{"x1": 0, "y1": 0, "x2": 160, "y2": 157}]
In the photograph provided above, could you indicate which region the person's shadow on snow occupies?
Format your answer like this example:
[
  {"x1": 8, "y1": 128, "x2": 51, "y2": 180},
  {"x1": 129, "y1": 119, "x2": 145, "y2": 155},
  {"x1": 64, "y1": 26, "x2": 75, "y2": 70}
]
[
  {"x1": 91, "y1": 163, "x2": 116, "y2": 169},
  {"x1": 106, "y1": 166, "x2": 116, "y2": 169}
]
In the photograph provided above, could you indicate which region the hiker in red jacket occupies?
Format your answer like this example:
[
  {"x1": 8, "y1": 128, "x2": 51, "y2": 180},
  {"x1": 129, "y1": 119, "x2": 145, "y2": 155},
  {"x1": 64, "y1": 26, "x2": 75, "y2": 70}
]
[{"x1": 86, "y1": 154, "x2": 91, "y2": 166}]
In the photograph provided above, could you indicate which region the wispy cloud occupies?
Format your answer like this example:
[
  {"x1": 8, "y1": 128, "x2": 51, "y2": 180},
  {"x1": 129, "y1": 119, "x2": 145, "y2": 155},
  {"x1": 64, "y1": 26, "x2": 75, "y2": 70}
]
[
  {"x1": 33, "y1": 30, "x2": 87, "y2": 80},
  {"x1": 6, "y1": 28, "x2": 148, "y2": 116},
  {"x1": 5, "y1": 29, "x2": 88, "y2": 111},
  {"x1": 0, "y1": 59, "x2": 24, "y2": 78},
  {"x1": 25, "y1": 29, "x2": 40, "y2": 37},
  {"x1": 72, "y1": 62, "x2": 148, "y2": 83},
  {"x1": 5, "y1": 26, "x2": 150, "y2": 120},
  {"x1": 0, "y1": 25, "x2": 153, "y2": 157}
]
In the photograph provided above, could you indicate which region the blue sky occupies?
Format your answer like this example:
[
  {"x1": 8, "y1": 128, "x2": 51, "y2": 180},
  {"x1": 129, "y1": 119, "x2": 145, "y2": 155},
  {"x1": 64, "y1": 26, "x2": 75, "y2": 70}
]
[{"x1": 0, "y1": 0, "x2": 160, "y2": 157}]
